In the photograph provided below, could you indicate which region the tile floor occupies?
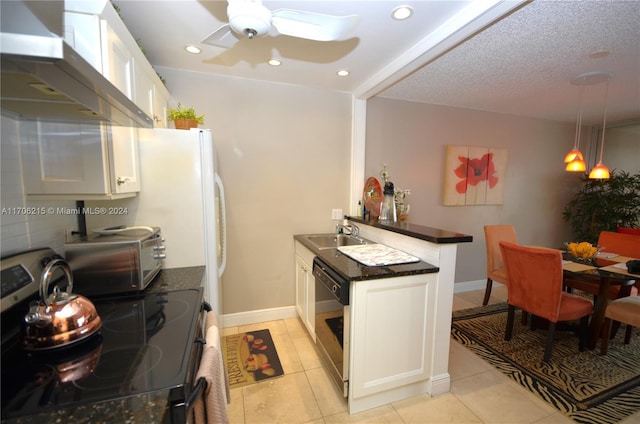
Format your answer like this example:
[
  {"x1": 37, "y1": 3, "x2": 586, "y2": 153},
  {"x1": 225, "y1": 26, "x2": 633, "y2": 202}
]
[{"x1": 221, "y1": 287, "x2": 640, "y2": 424}]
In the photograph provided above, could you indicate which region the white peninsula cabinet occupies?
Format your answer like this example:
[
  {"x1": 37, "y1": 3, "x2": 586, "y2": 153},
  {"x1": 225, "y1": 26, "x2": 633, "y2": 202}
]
[
  {"x1": 294, "y1": 241, "x2": 315, "y2": 340},
  {"x1": 349, "y1": 272, "x2": 438, "y2": 410},
  {"x1": 21, "y1": 120, "x2": 140, "y2": 200}
]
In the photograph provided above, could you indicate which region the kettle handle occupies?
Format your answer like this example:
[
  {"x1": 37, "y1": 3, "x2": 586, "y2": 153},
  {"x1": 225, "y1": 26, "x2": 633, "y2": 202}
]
[{"x1": 40, "y1": 259, "x2": 74, "y2": 306}]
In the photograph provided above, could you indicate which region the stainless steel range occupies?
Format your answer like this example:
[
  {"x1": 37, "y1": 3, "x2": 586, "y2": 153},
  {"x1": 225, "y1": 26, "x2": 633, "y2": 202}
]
[{"x1": 1, "y1": 248, "x2": 207, "y2": 423}]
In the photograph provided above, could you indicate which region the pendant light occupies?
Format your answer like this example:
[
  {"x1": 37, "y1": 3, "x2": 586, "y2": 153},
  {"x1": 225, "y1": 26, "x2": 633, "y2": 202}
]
[
  {"x1": 589, "y1": 76, "x2": 611, "y2": 179},
  {"x1": 565, "y1": 80, "x2": 586, "y2": 171}
]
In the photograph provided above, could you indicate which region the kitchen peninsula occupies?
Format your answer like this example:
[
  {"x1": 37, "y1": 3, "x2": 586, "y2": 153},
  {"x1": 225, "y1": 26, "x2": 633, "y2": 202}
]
[{"x1": 295, "y1": 218, "x2": 472, "y2": 414}]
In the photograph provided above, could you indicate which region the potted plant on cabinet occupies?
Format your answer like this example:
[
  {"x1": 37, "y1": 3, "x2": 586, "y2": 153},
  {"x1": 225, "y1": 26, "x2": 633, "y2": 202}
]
[
  {"x1": 562, "y1": 170, "x2": 640, "y2": 244},
  {"x1": 167, "y1": 103, "x2": 205, "y2": 130}
]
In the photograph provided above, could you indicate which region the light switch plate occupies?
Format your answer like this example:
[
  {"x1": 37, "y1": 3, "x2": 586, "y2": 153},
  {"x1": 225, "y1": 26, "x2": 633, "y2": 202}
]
[{"x1": 331, "y1": 208, "x2": 343, "y2": 220}]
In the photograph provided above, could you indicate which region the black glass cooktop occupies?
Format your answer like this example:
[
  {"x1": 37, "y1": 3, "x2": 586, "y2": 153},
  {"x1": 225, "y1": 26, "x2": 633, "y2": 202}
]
[{"x1": 1, "y1": 288, "x2": 203, "y2": 420}]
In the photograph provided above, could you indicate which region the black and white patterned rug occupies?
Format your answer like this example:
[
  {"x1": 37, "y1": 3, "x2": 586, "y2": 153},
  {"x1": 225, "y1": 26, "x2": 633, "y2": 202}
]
[{"x1": 451, "y1": 303, "x2": 640, "y2": 424}]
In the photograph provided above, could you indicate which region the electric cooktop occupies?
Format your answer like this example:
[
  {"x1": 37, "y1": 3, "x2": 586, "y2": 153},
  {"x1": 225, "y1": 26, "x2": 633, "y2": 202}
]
[{"x1": 1, "y1": 288, "x2": 203, "y2": 421}]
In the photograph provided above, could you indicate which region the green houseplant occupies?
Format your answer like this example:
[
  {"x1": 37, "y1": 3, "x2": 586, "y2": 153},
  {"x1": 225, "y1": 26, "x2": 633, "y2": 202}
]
[
  {"x1": 562, "y1": 170, "x2": 640, "y2": 244},
  {"x1": 167, "y1": 103, "x2": 204, "y2": 130}
]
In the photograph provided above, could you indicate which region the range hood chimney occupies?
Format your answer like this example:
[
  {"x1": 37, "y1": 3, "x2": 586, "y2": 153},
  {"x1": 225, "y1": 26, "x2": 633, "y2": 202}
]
[{"x1": 0, "y1": 1, "x2": 153, "y2": 128}]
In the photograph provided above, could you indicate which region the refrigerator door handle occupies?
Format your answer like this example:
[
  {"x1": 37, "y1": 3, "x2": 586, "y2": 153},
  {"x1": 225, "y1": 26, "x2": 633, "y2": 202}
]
[{"x1": 215, "y1": 172, "x2": 227, "y2": 278}]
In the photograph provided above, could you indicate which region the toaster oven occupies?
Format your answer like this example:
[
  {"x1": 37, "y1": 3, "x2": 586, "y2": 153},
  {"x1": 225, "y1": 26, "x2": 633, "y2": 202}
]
[{"x1": 64, "y1": 227, "x2": 165, "y2": 296}]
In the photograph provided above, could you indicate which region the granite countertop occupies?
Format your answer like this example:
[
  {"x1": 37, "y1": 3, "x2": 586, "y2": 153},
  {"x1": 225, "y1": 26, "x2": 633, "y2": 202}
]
[
  {"x1": 1, "y1": 266, "x2": 205, "y2": 424},
  {"x1": 346, "y1": 216, "x2": 473, "y2": 244},
  {"x1": 295, "y1": 234, "x2": 439, "y2": 281}
]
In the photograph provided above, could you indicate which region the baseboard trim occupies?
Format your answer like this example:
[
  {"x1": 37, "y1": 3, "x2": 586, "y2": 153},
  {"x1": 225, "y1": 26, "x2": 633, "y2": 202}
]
[
  {"x1": 454, "y1": 279, "x2": 503, "y2": 293},
  {"x1": 221, "y1": 306, "x2": 297, "y2": 328},
  {"x1": 220, "y1": 280, "x2": 498, "y2": 328}
]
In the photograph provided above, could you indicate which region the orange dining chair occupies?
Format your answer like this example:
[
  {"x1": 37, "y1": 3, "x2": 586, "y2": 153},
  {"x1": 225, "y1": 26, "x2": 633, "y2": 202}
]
[
  {"x1": 565, "y1": 231, "x2": 640, "y2": 298},
  {"x1": 499, "y1": 241, "x2": 593, "y2": 362},
  {"x1": 600, "y1": 296, "x2": 640, "y2": 355},
  {"x1": 483, "y1": 225, "x2": 517, "y2": 305}
]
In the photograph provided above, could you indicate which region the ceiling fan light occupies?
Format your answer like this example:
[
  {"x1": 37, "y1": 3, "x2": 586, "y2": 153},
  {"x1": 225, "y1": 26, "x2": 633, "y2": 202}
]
[
  {"x1": 564, "y1": 149, "x2": 584, "y2": 163},
  {"x1": 565, "y1": 157, "x2": 586, "y2": 172},
  {"x1": 589, "y1": 163, "x2": 610, "y2": 179},
  {"x1": 228, "y1": 2, "x2": 272, "y2": 38}
]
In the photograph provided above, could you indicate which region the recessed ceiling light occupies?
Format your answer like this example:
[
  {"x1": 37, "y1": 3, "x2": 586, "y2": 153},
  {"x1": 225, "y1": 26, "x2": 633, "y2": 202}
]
[
  {"x1": 337, "y1": 69, "x2": 350, "y2": 77},
  {"x1": 392, "y1": 5, "x2": 413, "y2": 20},
  {"x1": 185, "y1": 45, "x2": 201, "y2": 54},
  {"x1": 268, "y1": 58, "x2": 281, "y2": 66}
]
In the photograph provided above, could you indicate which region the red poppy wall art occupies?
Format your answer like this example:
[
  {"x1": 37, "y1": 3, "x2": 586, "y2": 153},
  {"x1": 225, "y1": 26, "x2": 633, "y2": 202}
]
[{"x1": 443, "y1": 146, "x2": 508, "y2": 205}]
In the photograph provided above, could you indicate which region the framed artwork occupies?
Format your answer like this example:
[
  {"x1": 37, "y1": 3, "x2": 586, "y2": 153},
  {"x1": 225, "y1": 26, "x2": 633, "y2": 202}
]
[{"x1": 443, "y1": 146, "x2": 508, "y2": 205}]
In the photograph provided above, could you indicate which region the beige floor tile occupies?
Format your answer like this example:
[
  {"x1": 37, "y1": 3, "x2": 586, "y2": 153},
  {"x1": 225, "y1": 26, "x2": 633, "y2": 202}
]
[
  {"x1": 305, "y1": 366, "x2": 348, "y2": 416},
  {"x1": 392, "y1": 392, "x2": 482, "y2": 423},
  {"x1": 227, "y1": 387, "x2": 245, "y2": 424},
  {"x1": 448, "y1": 338, "x2": 493, "y2": 381},
  {"x1": 452, "y1": 295, "x2": 477, "y2": 312},
  {"x1": 242, "y1": 372, "x2": 322, "y2": 424},
  {"x1": 239, "y1": 320, "x2": 290, "y2": 337},
  {"x1": 620, "y1": 410, "x2": 640, "y2": 424},
  {"x1": 270, "y1": 329, "x2": 305, "y2": 374},
  {"x1": 284, "y1": 317, "x2": 310, "y2": 339},
  {"x1": 292, "y1": 334, "x2": 324, "y2": 371},
  {"x1": 222, "y1": 326, "x2": 239, "y2": 337},
  {"x1": 531, "y1": 412, "x2": 576, "y2": 424},
  {"x1": 323, "y1": 404, "x2": 404, "y2": 423},
  {"x1": 451, "y1": 370, "x2": 552, "y2": 423}
]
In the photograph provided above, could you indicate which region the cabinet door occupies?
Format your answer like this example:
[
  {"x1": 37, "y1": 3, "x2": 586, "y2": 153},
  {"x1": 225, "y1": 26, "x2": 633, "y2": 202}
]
[
  {"x1": 22, "y1": 121, "x2": 110, "y2": 195},
  {"x1": 295, "y1": 255, "x2": 307, "y2": 319},
  {"x1": 100, "y1": 19, "x2": 133, "y2": 100},
  {"x1": 64, "y1": 12, "x2": 103, "y2": 73},
  {"x1": 108, "y1": 126, "x2": 140, "y2": 194},
  {"x1": 350, "y1": 274, "x2": 435, "y2": 400}
]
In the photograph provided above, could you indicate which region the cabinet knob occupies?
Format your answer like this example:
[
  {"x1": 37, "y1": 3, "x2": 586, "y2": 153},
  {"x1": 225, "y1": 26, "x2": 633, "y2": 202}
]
[{"x1": 117, "y1": 177, "x2": 130, "y2": 185}]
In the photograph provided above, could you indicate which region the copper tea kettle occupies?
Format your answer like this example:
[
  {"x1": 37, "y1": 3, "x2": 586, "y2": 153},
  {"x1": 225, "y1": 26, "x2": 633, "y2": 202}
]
[{"x1": 23, "y1": 259, "x2": 102, "y2": 350}]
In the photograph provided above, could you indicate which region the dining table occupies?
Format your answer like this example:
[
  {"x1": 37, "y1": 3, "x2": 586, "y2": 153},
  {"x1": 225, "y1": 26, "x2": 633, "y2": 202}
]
[{"x1": 562, "y1": 253, "x2": 639, "y2": 350}]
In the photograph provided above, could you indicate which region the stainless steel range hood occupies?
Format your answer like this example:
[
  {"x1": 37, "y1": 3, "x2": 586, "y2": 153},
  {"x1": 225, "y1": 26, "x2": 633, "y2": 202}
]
[{"x1": 0, "y1": 1, "x2": 153, "y2": 128}]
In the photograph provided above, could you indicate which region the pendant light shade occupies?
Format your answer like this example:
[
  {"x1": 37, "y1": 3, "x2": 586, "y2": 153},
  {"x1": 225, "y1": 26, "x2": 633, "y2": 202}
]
[
  {"x1": 589, "y1": 163, "x2": 610, "y2": 179},
  {"x1": 565, "y1": 157, "x2": 586, "y2": 172},
  {"x1": 589, "y1": 76, "x2": 611, "y2": 180},
  {"x1": 564, "y1": 149, "x2": 584, "y2": 163}
]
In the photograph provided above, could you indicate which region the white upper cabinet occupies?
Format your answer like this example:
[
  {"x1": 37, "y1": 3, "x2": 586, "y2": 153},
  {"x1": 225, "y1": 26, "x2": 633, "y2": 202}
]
[
  {"x1": 21, "y1": 121, "x2": 140, "y2": 199},
  {"x1": 100, "y1": 18, "x2": 133, "y2": 101},
  {"x1": 62, "y1": 0, "x2": 169, "y2": 127}
]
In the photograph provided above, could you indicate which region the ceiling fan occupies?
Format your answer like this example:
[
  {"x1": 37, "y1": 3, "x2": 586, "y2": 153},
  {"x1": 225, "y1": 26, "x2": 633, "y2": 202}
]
[{"x1": 201, "y1": 0, "x2": 360, "y2": 48}]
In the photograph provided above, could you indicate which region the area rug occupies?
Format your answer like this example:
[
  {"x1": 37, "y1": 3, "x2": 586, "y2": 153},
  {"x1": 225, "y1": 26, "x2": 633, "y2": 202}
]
[
  {"x1": 222, "y1": 329, "x2": 284, "y2": 389},
  {"x1": 451, "y1": 303, "x2": 640, "y2": 424}
]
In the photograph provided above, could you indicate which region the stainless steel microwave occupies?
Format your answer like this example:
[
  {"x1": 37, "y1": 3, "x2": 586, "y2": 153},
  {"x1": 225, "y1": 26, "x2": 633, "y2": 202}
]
[{"x1": 65, "y1": 227, "x2": 165, "y2": 296}]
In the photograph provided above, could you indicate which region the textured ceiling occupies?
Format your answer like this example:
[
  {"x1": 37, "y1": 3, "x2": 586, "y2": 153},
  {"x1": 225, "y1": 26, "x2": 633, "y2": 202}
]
[
  {"x1": 378, "y1": 0, "x2": 640, "y2": 125},
  {"x1": 118, "y1": 0, "x2": 640, "y2": 126}
]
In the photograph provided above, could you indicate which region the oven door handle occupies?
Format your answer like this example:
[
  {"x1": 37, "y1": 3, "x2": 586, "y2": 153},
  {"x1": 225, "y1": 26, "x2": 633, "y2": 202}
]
[{"x1": 184, "y1": 376, "x2": 207, "y2": 412}]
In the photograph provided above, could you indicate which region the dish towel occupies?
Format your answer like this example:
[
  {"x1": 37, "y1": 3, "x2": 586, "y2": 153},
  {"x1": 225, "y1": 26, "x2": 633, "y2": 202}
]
[{"x1": 193, "y1": 312, "x2": 230, "y2": 424}]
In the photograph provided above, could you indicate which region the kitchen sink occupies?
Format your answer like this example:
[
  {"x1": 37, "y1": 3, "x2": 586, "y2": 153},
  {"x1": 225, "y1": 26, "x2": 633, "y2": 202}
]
[{"x1": 304, "y1": 234, "x2": 371, "y2": 250}]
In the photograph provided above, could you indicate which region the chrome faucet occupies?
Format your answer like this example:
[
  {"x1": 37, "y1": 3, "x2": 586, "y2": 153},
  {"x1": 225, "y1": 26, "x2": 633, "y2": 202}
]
[{"x1": 336, "y1": 222, "x2": 360, "y2": 239}]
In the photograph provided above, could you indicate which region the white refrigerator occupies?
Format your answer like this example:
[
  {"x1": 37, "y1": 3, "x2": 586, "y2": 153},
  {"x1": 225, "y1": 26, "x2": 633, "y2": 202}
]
[{"x1": 134, "y1": 128, "x2": 227, "y2": 313}]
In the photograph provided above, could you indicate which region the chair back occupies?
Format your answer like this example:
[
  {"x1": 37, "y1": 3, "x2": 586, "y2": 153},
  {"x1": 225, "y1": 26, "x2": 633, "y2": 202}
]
[
  {"x1": 484, "y1": 225, "x2": 517, "y2": 278},
  {"x1": 499, "y1": 241, "x2": 564, "y2": 322},
  {"x1": 598, "y1": 231, "x2": 640, "y2": 258}
]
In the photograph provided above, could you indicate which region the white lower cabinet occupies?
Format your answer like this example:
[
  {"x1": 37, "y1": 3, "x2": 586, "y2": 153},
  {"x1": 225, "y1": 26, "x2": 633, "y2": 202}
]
[
  {"x1": 294, "y1": 241, "x2": 315, "y2": 340},
  {"x1": 348, "y1": 273, "x2": 437, "y2": 414},
  {"x1": 21, "y1": 121, "x2": 140, "y2": 199}
]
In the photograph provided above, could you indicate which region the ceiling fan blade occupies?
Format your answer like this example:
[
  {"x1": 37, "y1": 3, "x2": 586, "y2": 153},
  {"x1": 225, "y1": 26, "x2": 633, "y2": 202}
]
[
  {"x1": 271, "y1": 9, "x2": 360, "y2": 41},
  {"x1": 201, "y1": 24, "x2": 242, "y2": 48}
]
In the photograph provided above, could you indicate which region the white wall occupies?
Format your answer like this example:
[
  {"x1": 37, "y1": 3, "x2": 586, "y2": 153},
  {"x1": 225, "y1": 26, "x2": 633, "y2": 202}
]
[
  {"x1": 149, "y1": 69, "x2": 354, "y2": 315},
  {"x1": 365, "y1": 97, "x2": 581, "y2": 285}
]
